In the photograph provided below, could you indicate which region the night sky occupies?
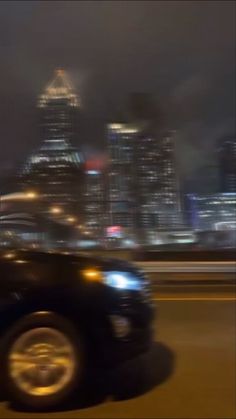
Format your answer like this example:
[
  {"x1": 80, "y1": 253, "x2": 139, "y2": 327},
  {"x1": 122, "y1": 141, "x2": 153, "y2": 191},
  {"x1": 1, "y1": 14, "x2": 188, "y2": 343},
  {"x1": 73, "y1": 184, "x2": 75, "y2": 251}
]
[{"x1": 0, "y1": 1, "x2": 235, "y2": 192}]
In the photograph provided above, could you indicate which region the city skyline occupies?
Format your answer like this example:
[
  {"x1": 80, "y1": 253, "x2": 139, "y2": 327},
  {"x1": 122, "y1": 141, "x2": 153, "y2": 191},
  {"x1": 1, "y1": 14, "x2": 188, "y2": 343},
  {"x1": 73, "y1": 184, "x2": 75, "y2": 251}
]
[
  {"x1": 0, "y1": 65, "x2": 235, "y2": 196},
  {"x1": 0, "y1": 68, "x2": 235, "y2": 248},
  {"x1": 0, "y1": 1, "x2": 235, "y2": 193}
]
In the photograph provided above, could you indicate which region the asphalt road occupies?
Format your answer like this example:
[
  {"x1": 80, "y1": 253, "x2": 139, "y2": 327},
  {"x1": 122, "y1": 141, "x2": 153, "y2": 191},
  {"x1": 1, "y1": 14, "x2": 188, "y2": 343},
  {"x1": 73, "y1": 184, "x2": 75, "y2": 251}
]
[{"x1": 0, "y1": 294, "x2": 235, "y2": 419}]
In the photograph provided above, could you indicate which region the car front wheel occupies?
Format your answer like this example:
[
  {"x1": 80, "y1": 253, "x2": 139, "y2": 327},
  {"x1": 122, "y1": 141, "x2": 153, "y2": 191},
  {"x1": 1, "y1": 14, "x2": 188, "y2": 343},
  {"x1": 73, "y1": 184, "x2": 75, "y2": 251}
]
[{"x1": 2, "y1": 312, "x2": 84, "y2": 410}]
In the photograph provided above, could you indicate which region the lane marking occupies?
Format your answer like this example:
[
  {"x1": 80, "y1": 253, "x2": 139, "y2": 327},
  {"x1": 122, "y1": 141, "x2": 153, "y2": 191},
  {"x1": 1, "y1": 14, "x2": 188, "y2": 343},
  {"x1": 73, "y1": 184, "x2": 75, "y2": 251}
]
[{"x1": 153, "y1": 297, "x2": 236, "y2": 302}]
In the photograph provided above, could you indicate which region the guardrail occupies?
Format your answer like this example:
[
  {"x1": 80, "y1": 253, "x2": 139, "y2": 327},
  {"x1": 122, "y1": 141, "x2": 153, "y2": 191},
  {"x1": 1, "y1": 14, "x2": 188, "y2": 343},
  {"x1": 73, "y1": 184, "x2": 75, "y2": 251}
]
[{"x1": 136, "y1": 261, "x2": 236, "y2": 273}]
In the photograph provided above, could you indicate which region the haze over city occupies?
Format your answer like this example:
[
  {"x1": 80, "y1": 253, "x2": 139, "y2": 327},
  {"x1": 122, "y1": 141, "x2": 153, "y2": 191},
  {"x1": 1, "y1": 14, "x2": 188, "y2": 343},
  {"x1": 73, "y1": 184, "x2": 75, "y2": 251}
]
[{"x1": 0, "y1": 0, "x2": 235, "y2": 192}]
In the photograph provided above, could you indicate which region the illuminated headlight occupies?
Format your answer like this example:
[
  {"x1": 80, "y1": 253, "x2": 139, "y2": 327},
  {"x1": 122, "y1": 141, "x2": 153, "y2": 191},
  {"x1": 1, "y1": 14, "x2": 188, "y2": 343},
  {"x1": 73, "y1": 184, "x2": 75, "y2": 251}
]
[
  {"x1": 82, "y1": 268, "x2": 142, "y2": 291},
  {"x1": 103, "y1": 271, "x2": 141, "y2": 291}
]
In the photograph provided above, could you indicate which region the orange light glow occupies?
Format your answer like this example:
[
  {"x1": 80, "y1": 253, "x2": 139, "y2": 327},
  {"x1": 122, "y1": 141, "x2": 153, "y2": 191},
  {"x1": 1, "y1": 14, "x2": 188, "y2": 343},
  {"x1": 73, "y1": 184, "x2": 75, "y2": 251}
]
[
  {"x1": 66, "y1": 216, "x2": 76, "y2": 223},
  {"x1": 3, "y1": 252, "x2": 16, "y2": 259},
  {"x1": 82, "y1": 268, "x2": 103, "y2": 282},
  {"x1": 25, "y1": 191, "x2": 38, "y2": 199},
  {"x1": 50, "y1": 206, "x2": 63, "y2": 215}
]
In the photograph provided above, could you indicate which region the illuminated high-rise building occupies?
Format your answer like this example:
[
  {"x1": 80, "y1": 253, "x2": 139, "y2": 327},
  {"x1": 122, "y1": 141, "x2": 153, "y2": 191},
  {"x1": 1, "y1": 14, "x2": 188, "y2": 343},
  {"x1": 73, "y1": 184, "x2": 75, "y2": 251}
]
[
  {"x1": 158, "y1": 131, "x2": 183, "y2": 227},
  {"x1": 21, "y1": 69, "x2": 83, "y2": 215},
  {"x1": 187, "y1": 193, "x2": 236, "y2": 231},
  {"x1": 218, "y1": 136, "x2": 236, "y2": 193},
  {"x1": 84, "y1": 168, "x2": 106, "y2": 239},
  {"x1": 107, "y1": 123, "x2": 137, "y2": 232},
  {"x1": 107, "y1": 120, "x2": 182, "y2": 244},
  {"x1": 133, "y1": 128, "x2": 183, "y2": 243}
]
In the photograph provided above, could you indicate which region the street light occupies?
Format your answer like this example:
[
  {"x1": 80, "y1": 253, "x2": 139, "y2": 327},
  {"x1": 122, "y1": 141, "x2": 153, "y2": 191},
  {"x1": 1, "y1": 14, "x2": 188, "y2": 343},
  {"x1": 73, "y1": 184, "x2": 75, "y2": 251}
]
[
  {"x1": 66, "y1": 216, "x2": 77, "y2": 223},
  {"x1": 25, "y1": 191, "x2": 38, "y2": 199},
  {"x1": 50, "y1": 206, "x2": 63, "y2": 215},
  {"x1": 1, "y1": 191, "x2": 38, "y2": 202}
]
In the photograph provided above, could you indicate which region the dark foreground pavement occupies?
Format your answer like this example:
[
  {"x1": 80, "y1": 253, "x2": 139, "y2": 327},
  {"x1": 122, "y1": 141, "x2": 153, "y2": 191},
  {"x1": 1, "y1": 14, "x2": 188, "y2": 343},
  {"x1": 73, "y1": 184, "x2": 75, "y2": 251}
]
[{"x1": 0, "y1": 295, "x2": 235, "y2": 419}]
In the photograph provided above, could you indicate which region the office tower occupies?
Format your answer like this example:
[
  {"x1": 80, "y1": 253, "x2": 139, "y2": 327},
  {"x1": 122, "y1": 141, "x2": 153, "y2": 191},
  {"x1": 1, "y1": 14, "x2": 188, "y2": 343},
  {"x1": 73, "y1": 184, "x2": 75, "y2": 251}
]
[
  {"x1": 84, "y1": 165, "x2": 106, "y2": 240},
  {"x1": 107, "y1": 119, "x2": 182, "y2": 244},
  {"x1": 187, "y1": 193, "x2": 236, "y2": 231},
  {"x1": 218, "y1": 136, "x2": 236, "y2": 192},
  {"x1": 21, "y1": 69, "x2": 83, "y2": 215},
  {"x1": 107, "y1": 123, "x2": 137, "y2": 233}
]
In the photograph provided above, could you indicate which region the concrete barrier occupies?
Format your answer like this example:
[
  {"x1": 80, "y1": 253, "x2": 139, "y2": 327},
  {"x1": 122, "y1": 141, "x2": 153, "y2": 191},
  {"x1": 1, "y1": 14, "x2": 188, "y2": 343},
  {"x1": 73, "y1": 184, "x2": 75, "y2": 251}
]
[{"x1": 136, "y1": 261, "x2": 236, "y2": 273}]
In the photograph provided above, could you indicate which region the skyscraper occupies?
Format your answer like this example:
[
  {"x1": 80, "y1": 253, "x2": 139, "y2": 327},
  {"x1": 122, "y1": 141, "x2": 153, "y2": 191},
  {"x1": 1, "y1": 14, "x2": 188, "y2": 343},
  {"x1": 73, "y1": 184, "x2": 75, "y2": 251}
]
[
  {"x1": 154, "y1": 130, "x2": 182, "y2": 229},
  {"x1": 84, "y1": 168, "x2": 106, "y2": 240},
  {"x1": 218, "y1": 136, "x2": 236, "y2": 193},
  {"x1": 107, "y1": 123, "x2": 137, "y2": 233},
  {"x1": 107, "y1": 118, "x2": 182, "y2": 244},
  {"x1": 187, "y1": 193, "x2": 236, "y2": 232},
  {"x1": 135, "y1": 128, "x2": 182, "y2": 241},
  {"x1": 21, "y1": 69, "x2": 83, "y2": 215}
]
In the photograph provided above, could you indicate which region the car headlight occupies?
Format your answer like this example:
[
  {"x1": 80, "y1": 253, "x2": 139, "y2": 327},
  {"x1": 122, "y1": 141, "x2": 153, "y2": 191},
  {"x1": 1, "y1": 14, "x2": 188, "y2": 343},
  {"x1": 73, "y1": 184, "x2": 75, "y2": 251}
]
[
  {"x1": 82, "y1": 268, "x2": 141, "y2": 291},
  {"x1": 103, "y1": 271, "x2": 141, "y2": 291}
]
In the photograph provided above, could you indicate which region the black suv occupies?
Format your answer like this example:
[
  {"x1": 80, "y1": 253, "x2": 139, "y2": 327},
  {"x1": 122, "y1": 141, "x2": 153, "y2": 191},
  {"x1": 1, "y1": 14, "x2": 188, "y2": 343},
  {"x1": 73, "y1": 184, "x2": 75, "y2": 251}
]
[{"x1": 0, "y1": 249, "x2": 154, "y2": 410}]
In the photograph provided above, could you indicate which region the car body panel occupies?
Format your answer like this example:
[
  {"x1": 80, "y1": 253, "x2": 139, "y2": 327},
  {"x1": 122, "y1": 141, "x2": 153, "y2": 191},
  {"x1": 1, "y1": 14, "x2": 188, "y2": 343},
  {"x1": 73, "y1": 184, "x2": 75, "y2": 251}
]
[{"x1": 0, "y1": 249, "x2": 154, "y2": 366}]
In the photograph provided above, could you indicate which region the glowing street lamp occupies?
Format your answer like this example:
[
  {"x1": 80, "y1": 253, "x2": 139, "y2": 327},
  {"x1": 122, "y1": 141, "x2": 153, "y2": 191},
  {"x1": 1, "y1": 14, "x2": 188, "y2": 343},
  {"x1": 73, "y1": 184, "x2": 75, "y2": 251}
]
[
  {"x1": 25, "y1": 191, "x2": 38, "y2": 199},
  {"x1": 50, "y1": 206, "x2": 63, "y2": 215},
  {"x1": 1, "y1": 191, "x2": 38, "y2": 202},
  {"x1": 66, "y1": 216, "x2": 77, "y2": 223}
]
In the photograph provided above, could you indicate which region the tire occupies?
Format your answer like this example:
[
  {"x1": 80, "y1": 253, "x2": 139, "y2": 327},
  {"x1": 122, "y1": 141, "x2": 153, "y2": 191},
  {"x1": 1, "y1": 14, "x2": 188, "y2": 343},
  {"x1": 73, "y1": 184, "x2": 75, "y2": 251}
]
[{"x1": 2, "y1": 312, "x2": 85, "y2": 411}]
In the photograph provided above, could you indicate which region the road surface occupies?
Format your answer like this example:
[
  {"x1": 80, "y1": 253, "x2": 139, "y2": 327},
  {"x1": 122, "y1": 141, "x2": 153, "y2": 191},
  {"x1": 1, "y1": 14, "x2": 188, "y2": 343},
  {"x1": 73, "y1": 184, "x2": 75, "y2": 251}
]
[{"x1": 0, "y1": 291, "x2": 235, "y2": 418}]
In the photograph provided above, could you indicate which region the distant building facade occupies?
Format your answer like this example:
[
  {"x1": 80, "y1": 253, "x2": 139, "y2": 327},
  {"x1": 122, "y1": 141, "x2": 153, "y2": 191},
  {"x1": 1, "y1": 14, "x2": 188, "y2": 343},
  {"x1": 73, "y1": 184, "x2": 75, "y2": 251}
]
[
  {"x1": 218, "y1": 136, "x2": 236, "y2": 193},
  {"x1": 84, "y1": 168, "x2": 106, "y2": 239},
  {"x1": 187, "y1": 193, "x2": 236, "y2": 231},
  {"x1": 107, "y1": 123, "x2": 137, "y2": 233},
  {"x1": 20, "y1": 69, "x2": 84, "y2": 217},
  {"x1": 107, "y1": 119, "x2": 183, "y2": 244},
  {"x1": 136, "y1": 129, "x2": 182, "y2": 239}
]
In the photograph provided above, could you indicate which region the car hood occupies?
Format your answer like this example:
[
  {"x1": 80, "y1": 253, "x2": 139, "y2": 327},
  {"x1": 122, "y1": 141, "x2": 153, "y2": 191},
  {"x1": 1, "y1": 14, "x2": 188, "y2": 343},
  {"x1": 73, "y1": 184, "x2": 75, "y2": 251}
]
[{"x1": 1, "y1": 248, "x2": 140, "y2": 275}]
